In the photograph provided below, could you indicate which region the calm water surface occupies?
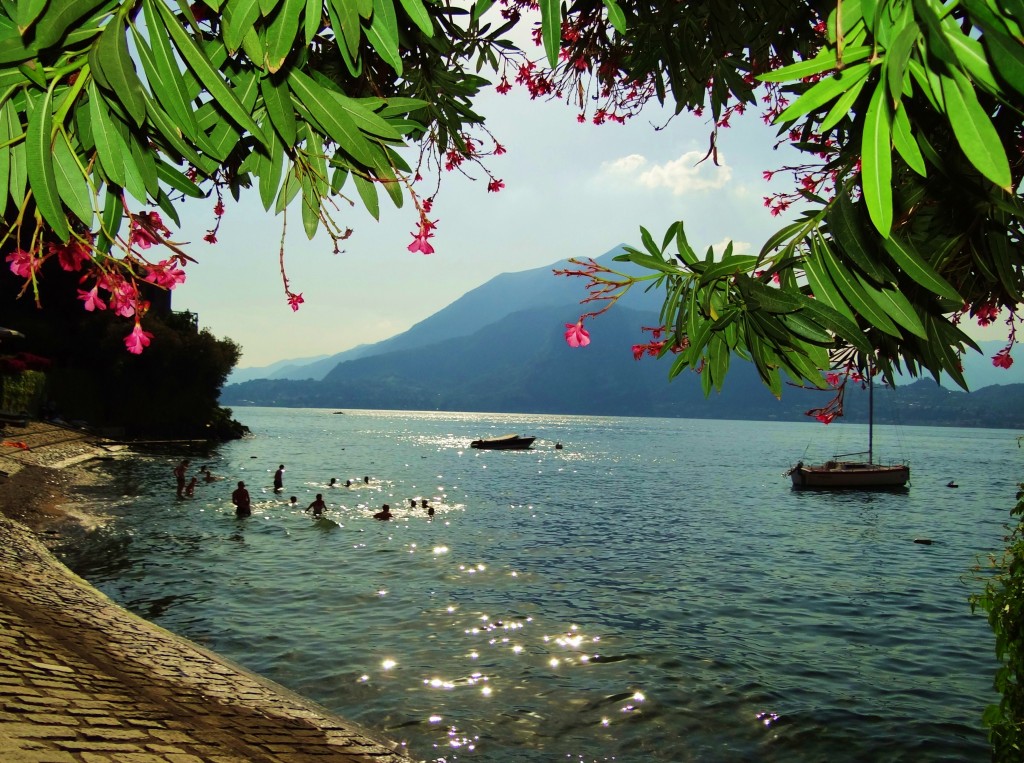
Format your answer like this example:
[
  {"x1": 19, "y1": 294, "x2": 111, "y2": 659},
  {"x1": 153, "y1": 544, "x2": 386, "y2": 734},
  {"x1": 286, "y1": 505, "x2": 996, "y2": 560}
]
[{"x1": 60, "y1": 408, "x2": 1015, "y2": 762}]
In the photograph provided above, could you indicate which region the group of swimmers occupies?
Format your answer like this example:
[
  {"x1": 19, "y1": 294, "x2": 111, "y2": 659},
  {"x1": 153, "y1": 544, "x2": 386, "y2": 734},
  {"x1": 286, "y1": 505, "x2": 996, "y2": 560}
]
[{"x1": 175, "y1": 457, "x2": 434, "y2": 521}]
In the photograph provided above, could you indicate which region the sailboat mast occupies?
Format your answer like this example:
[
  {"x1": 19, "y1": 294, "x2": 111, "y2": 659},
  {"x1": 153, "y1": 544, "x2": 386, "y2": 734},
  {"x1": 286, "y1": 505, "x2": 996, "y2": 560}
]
[{"x1": 868, "y1": 374, "x2": 874, "y2": 464}]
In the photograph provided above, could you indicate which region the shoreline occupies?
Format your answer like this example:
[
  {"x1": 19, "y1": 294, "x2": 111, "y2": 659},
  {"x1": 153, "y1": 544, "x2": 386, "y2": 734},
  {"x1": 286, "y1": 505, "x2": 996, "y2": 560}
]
[{"x1": 0, "y1": 421, "x2": 414, "y2": 762}]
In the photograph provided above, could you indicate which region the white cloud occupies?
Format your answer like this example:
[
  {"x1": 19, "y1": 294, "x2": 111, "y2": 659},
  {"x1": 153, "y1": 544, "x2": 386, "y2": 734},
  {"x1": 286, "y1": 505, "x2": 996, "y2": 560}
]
[
  {"x1": 711, "y1": 237, "x2": 753, "y2": 256},
  {"x1": 600, "y1": 150, "x2": 733, "y2": 195}
]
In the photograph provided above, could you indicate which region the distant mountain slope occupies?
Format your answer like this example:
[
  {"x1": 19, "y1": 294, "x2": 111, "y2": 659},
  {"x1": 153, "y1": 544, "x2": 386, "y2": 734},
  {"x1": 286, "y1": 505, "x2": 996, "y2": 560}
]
[{"x1": 220, "y1": 302, "x2": 1024, "y2": 428}]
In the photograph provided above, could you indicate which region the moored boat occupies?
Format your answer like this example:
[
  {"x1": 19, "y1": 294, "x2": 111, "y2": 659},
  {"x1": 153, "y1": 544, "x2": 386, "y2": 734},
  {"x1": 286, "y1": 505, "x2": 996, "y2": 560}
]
[{"x1": 470, "y1": 434, "x2": 535, "y2": 450}]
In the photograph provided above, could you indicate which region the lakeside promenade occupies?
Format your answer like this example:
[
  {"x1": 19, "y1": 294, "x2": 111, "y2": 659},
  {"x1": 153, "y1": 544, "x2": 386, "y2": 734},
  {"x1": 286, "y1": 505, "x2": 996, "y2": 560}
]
[{"x1": 0, "y1": 422, "x2": 413, "y2": 763}]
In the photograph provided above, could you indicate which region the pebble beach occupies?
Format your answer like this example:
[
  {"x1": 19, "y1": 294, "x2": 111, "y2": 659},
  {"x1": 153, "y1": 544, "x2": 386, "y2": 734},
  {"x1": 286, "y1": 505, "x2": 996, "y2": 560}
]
[{"x1": 0, "y1": 420, "x2": 413, "y2": 763}]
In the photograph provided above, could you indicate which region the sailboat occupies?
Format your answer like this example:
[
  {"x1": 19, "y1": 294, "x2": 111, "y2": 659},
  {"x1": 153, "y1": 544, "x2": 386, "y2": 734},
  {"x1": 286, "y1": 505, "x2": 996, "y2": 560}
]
[{"x1": 788, "y1": 376, "x2": 910, "y2": 490}]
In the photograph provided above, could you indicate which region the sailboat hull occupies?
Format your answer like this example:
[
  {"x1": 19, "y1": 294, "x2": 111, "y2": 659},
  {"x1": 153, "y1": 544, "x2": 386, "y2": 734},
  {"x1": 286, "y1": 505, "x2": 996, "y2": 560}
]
[{"x1": 789, "y1": 461, "x2": 910, "y2": 490}]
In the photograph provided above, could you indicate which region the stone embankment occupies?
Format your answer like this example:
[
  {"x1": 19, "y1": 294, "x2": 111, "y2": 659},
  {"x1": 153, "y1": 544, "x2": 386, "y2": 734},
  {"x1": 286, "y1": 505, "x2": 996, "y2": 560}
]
[{"x1": 0, "y1": 421, "x2": 413, "y2": 763}]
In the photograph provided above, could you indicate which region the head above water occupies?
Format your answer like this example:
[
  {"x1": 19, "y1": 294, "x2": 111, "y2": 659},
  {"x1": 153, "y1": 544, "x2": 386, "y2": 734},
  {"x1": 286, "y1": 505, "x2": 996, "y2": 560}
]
[{"x1": 237, "y1": 481, "x2": 245, "y2": 488}]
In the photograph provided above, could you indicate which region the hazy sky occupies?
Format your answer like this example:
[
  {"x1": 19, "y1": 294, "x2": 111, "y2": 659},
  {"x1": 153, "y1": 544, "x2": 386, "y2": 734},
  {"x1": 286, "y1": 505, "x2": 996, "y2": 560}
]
[{"x1": 168, "y1": 83, "x2": 1007, "y2": 369}]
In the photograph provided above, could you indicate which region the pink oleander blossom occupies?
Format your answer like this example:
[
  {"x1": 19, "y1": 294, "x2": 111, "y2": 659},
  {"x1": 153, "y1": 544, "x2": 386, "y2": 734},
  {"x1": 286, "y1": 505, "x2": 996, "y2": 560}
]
[
  {"x1": 49, "y1": 240, "x2": 92, "y2": 272},
  {"x1": 144, "y1": 259, "x2": 187, "y2": 290},
  {"x1": 564, "y1": 320, "x2": 591, "y2": 348},
  {"x1": 124, "y1": 323, "x2": 154, "y2": 354},
  {"x1": 6, "y1": 248, "x2": 37, "y2": 278},
  {"x1": 993, "y1": 348, "x2": 1014, "y2": 369},
  {"x1": 287, "y1": 292, "x2": 304, "y2": 312},
  {"x1": 77, "y1": 286, "x2": 107, "y2": 312}
]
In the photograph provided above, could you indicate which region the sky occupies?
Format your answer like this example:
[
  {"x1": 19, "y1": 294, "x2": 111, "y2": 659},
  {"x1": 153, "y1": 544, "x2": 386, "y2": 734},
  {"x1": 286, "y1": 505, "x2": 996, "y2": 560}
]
[{"x1": 167, "y1": 67, "x2": 1008, "y2": 370}]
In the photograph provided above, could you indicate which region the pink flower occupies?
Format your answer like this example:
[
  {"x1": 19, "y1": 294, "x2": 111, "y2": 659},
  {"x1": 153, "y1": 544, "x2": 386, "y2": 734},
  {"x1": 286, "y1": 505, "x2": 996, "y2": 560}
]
[
  {"x1": 815, "y1": 412, "x2": 837, "y2": 425},
  {"x1": 408, "y1": 233, "x2": 435, "y2": 254},
  {"x1": 6, "y1": 248, "x2": 37, "y2": 278},
  {"x1": 77, "y1": 286, "x2": 107, "y2": 312},
  {"x1": 130, "y1": 210, "x2": 171, "y2": 250},
  {"x1": 825, "y1": 372, "x2": 840, "y2": 386},
  {"x1": 993, "y1": 348, "x2": 1014, "y2": 369},
  {"x1": 144, "y1": 259, "x2": 187, "y2": 289},
  {"x1": 564, "y1": 320, "x2": 590, "y2": 348},
  {"x1": 124, "y1": 323, "x2": 153, "y2": 354},
  {"x1": 487, "y1": 178, "x2": 505, "y2": 193},
  {"x1": 48, "y1": 240, "x2": 92, "y2": 272},
  {"x1": 99, "y1": 273, "x2": 140, "y2": 318},
  {"x1": 632, "y1": 344, "x2": 644, "y2": 360},
  {"x1": 287, "y1": 292, "x2": 304, "y2": 312}
]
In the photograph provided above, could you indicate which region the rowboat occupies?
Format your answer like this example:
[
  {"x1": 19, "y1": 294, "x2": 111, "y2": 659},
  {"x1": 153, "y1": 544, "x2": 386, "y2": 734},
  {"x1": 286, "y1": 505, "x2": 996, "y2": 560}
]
[{"x1": 469, "y1": 434, "x2": 535, "y2": 450}]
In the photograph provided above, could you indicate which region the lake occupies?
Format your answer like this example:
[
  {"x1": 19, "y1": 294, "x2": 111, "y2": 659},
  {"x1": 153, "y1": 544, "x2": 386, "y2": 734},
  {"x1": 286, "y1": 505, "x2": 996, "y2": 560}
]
[{"x1": 59, "y1": 407, "x2": 1015, "y2": 762}]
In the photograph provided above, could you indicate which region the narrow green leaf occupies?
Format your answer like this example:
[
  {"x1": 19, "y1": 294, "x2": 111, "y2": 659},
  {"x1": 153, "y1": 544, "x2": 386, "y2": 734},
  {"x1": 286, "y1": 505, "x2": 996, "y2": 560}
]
[
  {"x1": 142, "y1": 1, "x2": 200, "y2": 141},
  {"x1": 0, "y1": 100, "x2": 12, "y2": 210},
  {"x1": 861, "y1": 79, "x2": 893, "y2": 235},
  {"x1": 776, "y1": 62, "x2": 872, "y2": 124},
  {"x1": 221, "y1": 0, "x2": 261, "y2": 52},
  {"x1": 90, "y1": 20, "x2": 148, "y2": 126},
  {"x1": 260, "y1": 74, "x2": 297, "y2": 146},
  {"x1": 759, "y1": 46, "x2": 870, "y2": 82},
  {"x1": 880, "y1": 234, "x2": 961, "y2": 301},
  {"x1": 300, "y1": 170, "x2": 319, "y2": 238},
  {"x1": 819, "y1": 240, "x2": 901, "y2": 336},
  {"x1": 819, "y1": 66, "x2": 870, "y2": 132},
  {"x1": 259, "y1": 131, "x2": 285, "y2": 210},
  {"x1": 288, "y1": 69, "x2": 375, "y2": 164},
  {"x1": 797, "y1": 296, "x2": 873, "y2": 355},
  {"x1": 885, "y1": 19, "x2": 919, "y2": 101},
  {"x1": 601, "y1": 0, "x2": 626, "y2": 34},
  {"x1": 539, "y1": 0, "x2": 560, "y2": 68},
  {"x1": 259, "y1": 0, "x2": 281, "y2": 16},
  {"x1": 891, "y1": 104, "x2": 926, "y2": 175},
  {"x1": 129, "y1": 133, "x2": 159, "y2": 198},
  {"x1": 697, "y1": 255, "x2": 759, "y2": 286},
  {"x1": 16, "y1": 0, "x2": 48, "y2": 34},
  {"x1": 303, "y1": 0, "x2": 320, "y2": 43},
  {"x1": 943, "y1": 17, "x2": 1000, "y2": 94},
  {"x1": 32, "y1": 0, "x2": 107, "y2": 49},
  {"x1": 708, "y1": 334, "x2": 730, "y2": 392},
  {"x1": 854, "y1": 273, "x2": 927, "y2": 338},
  {"x1": 156, "y1": 160, "x2": 203, "y2": 198},
  {"x1": 365, "y1": 0, "x2": 402, "y2": 74},
  {"x1": 53, "y1": 130, "x2": 93, "y2": 225},
  {"x1": 828, "y1": 193, "x2": 892, "y2": 283},
  {"x1": 803, "y1": 242, "x2": 854, "y2": 320},
  {"x1": 327, "y1": 0, "x2": 361, "y2": 59},
  {"x1": 939, "y1": 68, "x2": 1011, "y2": 189},
  {"x1": 88, "y1": 82, "x2": 127, "y2": 188},
  {"x1": 95, "y1": 186, "x2": 122, "y2": 254},
  {"x1": 7, "y1": 106, "x2": 25, "y2": 207},
  {"x1": 397, "y1": 0, "x2": 434, "y2": 35},
  {"x1": 353, "y1": 173, "x2": 379, "y2": 219},
  {"x1": 983, "y1": 26, "x2": 1024, "y2": 96},
  {"x1": 154, "y1": 0, "x2": 265, "y2": 142},
  {"x1": 26, "y1": 89, "x2": 70, "y2": 240},
  {"x1": 274, "y1": 165, "x2": 301, "y2": 213},
  {"x1": 266, "y1": 0, "x2": 304, "y2": 72}
]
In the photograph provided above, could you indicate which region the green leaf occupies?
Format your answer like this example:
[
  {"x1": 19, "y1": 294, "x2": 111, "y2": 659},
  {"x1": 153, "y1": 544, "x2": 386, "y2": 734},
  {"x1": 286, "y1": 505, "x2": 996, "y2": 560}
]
[
  {"x1": 142, "y1": 3, "x2": 200, "y2": 141},
  {"x1": 7, "y1": 108, "x2": 25, "y2": 207},
  {"x1": 300, "y1": 170, "x2": 319, "y2": 238},
  {"x1": 797, "y1": 296, "x2": 873, "y2": 355},
  {"x1": 222, "y1": 0, "x2": 261, "y2": 53},
  {"x1": 601, "y1": 0, "x2": 626, "y2": 34},
  {"x1": 154, "y1": 0, "x2": 266, "y2": 142},
  {"x1": 943, "y1": 17, "x2": 1001, "y2": 94},
  {"x1": 259, "y1": 0, "x2": 281, "y2": 16},
  {"x1": 366, "y1": 0, "x2": 401, "y2": 74},
  {"x1": 287, "y1": 69, "x2": 375, "y2": 164},
  {"x1": 855, "y1": 273, "x2": 927, "y2": 338},
  {"x1": 32, "y1": 0, "x2": 108, "y2": 49},
  {"x1": 156, "y1": 160, "x2": 203, "y2": 198},
  {"x1": 828, "y1": 193, "x2": 891, "y2": 283},
  {"x1": 539, "y1": 0, "x2": 560, "y2": 68},
  {"x1": 26, "y1": 89, "x2": 70, "y2": 240},
  {"x1": 265, "y1": 0, "x2": 304, "y2": 72},
  {"x1": 95, "y1": 185, "x2": 121, "y2": 253},
  {"x1": 708, "y1": 334, "x2": 729, "y2": 392},
  {"x1": 891, "y1": 104, "x2": 926, "y2": 176},
  {"x1": 90, "y1": 20, "x2": 148, "y2": 127},
  {"x1": 758, "y1": 46, "x2": 870, "y2": 82},
  {"x1": 776, "y1": 62, "x2": 872, "y2": 124},
  {"x1": 803, "y1": 241, "x2": 857, "y2": 321},
  {"x1": 819, "y1": 66, "x2": 870, "y2": 132},
  {"x1": 88, "y1": 82, "x2": 127, "y2": 188},
  {"x1": 880, "y1": 234, "x2": 962, "y2": 301},
  {"x1": 15, "y1": 0, "x2": 48, "y2": 34},
  {"x1": 819, "y1": 239, "x2": 901, "y2": 336},
  {"x1": 129, "y1": 132, "x2": 159, "y2": 198},
  {"x1": 939, "y1": 68, "x2": 1011, "y2": 189},
  {"x1": 982, "y1": 26, "x2": 1024, "y2": 98},
  {"x1": 260, "y1": 74, "x2": 297, "y2": 146},
  {"x1": 259, "y1": 132, "x2": 285, "y2": 210},
  {"x1": 0, "y1": 100, "x2": 12, "y2": 210},
  {"x1": 861, "y1": 79, "x2": 893, "y2": 235},
  {"x1": 397, "y1": 0, "x2": 434, "y2": 35},
  {"x1": 697, "y1": 255, "x2": 759, "y2": 286},
  {"x1": 353, "y1": 173, "x2": 379, "y2": 219},
  {"x1": 53, "y1": 130, "x2": 93, "y2": 225},
  {"x1": 327, "y1": 0, "x2": 361, "y2": 60}
]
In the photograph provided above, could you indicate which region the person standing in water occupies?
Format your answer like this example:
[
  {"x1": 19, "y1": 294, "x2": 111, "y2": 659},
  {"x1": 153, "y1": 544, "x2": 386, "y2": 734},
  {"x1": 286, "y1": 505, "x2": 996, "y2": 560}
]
[
  {"x1": 232, "y1": 481, "x2": 251, "y2": 517},
  {"x1": 273, "y1": 464, "x2": 285, "y2": 492},
  {"x1": 306, "y1": 494, "x2": 327, "y2": 518},
  {"x1": 173, "y1": 458, "x2": 190, "y2": 498}
]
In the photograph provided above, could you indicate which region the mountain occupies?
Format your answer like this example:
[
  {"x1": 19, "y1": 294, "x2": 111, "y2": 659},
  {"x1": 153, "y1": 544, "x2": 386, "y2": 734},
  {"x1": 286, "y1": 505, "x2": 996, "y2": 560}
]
[{"x1": 220, "y1": 250, "x2": 1024, "y2": 427}]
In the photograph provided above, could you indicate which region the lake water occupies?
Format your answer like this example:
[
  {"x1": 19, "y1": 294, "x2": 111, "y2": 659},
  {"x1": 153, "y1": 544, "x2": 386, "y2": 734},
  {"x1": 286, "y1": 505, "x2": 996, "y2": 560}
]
[{"x1": 59, "y1": 407, "x2": 1017, "y2": 762}]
